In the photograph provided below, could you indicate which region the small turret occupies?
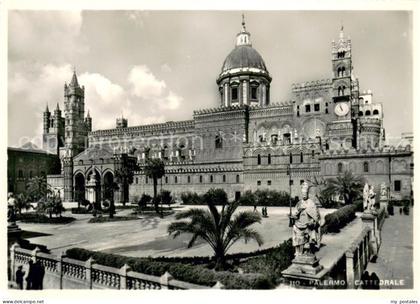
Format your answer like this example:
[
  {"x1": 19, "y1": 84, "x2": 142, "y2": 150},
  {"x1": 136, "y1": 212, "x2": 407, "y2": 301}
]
[
  {"x1": 43, "y1": 103, "x2": 51, "y2": 133},
  {"x1": 116, "y1": 116, "x2": 128, "y2": 129},
  {"x1": 85, "y1": 110, "x2": 92, "y2": 132}
]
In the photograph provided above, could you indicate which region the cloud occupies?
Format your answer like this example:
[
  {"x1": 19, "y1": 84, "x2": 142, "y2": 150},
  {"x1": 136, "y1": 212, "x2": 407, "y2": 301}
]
[
  {"x1": 128, "y1": 65, "x2": 166, "y2": 99},
  {"x1": 9, "y1": 11, "x2": 86, "y2": 61},
  {"x1": 161, "y1": 63, "x2": 172, "y2": 73}
]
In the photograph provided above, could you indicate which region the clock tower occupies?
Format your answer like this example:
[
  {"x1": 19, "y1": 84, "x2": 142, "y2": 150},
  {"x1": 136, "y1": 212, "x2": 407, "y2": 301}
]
[{"x1": 328, "y1": 26, "x2": 359, "y2": 148}]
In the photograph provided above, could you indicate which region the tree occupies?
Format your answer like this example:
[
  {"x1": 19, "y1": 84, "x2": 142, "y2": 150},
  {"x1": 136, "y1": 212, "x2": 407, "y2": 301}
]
[
  {"x1": 26, "y1": 176, "x2": 51, "y2": 202},
  {"x1": 143, "y1": 158, "x2": 165, "y2": 214},
  {"x1": 168, "y1": 188, "x2": 264, "y2": 270},
  {"x1": 138, "y1": 193, "x2": 152, "y2": 213},
  {"x1": 323, "y1": 170, "x2": 365, "y2": 205},
  {"x1": 14, "y1": 193, "x2": 32, "y2": 216}
]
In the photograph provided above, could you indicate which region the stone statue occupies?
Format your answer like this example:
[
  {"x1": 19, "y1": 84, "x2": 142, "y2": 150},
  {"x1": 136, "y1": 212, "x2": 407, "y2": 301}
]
[
  {"x1": 380, "y1": 183, "x2": 388, "y2": 200},
  {"x1": 363, "y1": 183, "x2": 377, "y2": 211},
  {"x1": 291, "y1": 181, "x2": 321, "y2": 257}
]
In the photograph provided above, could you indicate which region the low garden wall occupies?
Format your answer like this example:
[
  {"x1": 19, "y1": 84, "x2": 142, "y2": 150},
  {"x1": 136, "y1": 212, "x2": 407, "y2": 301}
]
[{"x1": 10, "y1": 244, "x2": 208, "y2": 290}]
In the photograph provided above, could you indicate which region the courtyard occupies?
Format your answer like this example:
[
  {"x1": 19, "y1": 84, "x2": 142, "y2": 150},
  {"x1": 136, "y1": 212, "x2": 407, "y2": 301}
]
[{"x1": 16, "y1": 205, "x2": 335, "y2": 258}]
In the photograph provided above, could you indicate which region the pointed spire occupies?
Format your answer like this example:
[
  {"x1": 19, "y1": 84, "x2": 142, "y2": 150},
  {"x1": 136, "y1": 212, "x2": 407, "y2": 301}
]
[
  {"x1": 70, "y1": 68, "x2": 79, "y2": 87},
  {"x1": 87, "y1": 110, "x2": 90, "y2": 118},
  {"x1": 45, "y1": 103, "x2": 50, "y2": 113},
  {"x1": 241, "y1": 13, "x2": 246, "y2": 32},
  {"x1": 55, "y1": 102, "x2": 60, "y2": 112},
  {"x1": 339, "y1": 24, "x2": 345, "y2": 40}
]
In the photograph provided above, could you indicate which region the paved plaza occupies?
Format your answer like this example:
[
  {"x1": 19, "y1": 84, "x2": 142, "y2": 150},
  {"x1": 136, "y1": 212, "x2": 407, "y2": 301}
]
[
  {"x1": 366, "y1": 207, "x2": 413, "y2": 289},
  {"x1": 17, "y1": 205, "x2": 334, "y2": 258}
]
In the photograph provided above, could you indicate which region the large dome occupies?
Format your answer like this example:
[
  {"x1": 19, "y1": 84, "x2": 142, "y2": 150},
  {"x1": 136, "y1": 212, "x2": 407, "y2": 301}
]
[{"x1": 221, "y1": 45, "x2": 268, "y2": 73}]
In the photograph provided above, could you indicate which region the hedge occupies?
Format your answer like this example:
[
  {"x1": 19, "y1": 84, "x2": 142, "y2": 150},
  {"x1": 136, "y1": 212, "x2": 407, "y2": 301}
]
[
  {"x1": 239, "y1": 239, "x2": 294, "y2": 284},
  {"x1": 71, "y1": 208, "x2": 91, "y2": 214},
  {"x1": 322, "y1": 200, "x2": 363, "y2": 234},
  {"x1": 88, "y1": 216, "x2": 139, "y2": 223},
  {"x1": 65, "y1": 247, "x2": 274, "y2": 289},
  {"x1": 17, "y1": 213, "x2": 76, "y2": 224}
]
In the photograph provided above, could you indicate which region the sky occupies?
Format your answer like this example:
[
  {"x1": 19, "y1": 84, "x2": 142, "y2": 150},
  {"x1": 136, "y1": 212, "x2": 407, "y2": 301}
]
[{"x1": 7, "y1": 10, "x2": 412, "y2": 147}]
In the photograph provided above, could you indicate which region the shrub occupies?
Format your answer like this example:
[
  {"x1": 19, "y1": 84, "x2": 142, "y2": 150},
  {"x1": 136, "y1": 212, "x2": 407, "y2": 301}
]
[
  {"x1": 71, "y1": 207, "x2": 90, "y2": 214},
  {"x1": 387, "y1": 201, "x2": 394, "y2": 216},
  {"x1": 138, "y1": 194, "x2": 152, "y2": 209},
  {"x1": 254, "y1": 189, "x2": 290, "y2": 207},
  {"x1": 160, "y1": 190, "x2": 173, "y2": 206},
  {"x1": 322, "y1": 200, "x2": 362, "y2": 234},
  {"x1": 238, "y1": 190, "x2": 256, "y2": 206},
  {"x1": 239, "y1": 239, "x2": 294, "y2": 284},
  {"x1": 88, "y1": 216, "x2": 138, "y2": 223},
  {"x1": 65, "y1": 247, "x2": 274, "y2": 289},
  {"x1": 202, "y1": 188, "x2": 228, "y2": 205},
  {"x1": 180, "y1": 192, "x2": 203, "y2": 205},
  {"x1": 17, "y1": 213, "x2": 75, "y2": 224}
]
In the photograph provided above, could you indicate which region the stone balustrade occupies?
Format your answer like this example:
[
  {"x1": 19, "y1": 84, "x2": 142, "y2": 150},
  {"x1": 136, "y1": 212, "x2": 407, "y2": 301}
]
[{"x1": 10, "y1": 245, "x2": 208, "y2": 290}]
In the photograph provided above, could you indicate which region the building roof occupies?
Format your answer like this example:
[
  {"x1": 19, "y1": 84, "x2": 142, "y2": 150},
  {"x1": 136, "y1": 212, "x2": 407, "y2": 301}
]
[{"x1": 221, "y1": 45, "x2": 268, "y2": 73}]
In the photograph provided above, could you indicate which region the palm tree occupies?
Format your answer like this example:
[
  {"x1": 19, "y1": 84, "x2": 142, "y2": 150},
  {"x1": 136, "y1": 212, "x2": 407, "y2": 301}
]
[
  {"x1": 143, "y1": 158, "x2": 165, "y2": 214},
  {"x1": 323, "y1": 170, "x2": 365, "y2": 205},
  {"x1": 168, "y1": 189, "x2": 264, "y2": 270}
]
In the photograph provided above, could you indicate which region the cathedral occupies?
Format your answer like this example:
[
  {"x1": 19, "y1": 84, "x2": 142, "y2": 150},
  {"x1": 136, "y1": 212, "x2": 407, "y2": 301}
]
[{"x1": 43, "y1": 19, "x2": 413, "y2": 205}]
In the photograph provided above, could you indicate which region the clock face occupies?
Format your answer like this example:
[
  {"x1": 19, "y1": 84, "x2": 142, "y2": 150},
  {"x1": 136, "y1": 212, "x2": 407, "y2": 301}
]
[
  {"x1": 334, "y1": 102, "x2": 349, "y2": 116},
  {"x1": 302, "y1": 118, "x2": 326, "y2": 139}
]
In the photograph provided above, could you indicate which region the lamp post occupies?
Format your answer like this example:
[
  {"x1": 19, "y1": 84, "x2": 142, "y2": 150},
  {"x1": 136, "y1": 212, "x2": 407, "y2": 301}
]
[{"x1": 287, "y1": 164, "x2": 293, "y2": 227}]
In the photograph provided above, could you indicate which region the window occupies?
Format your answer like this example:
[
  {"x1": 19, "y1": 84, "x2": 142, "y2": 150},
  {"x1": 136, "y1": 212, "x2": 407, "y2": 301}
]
[
  {"x1": 338, "y1": 162, "x2": 343, "y2": 173},
  {"x1": 251, "y1": 87, "x2": 258, "y2": 100},
  {"x1": 267, "y1": 154, "x2": 271, "y2": 165},
  {"x1": 363, "y1": 162, "x2": 369, "y2": 173},
  {"x1": 210, "y1": 175, "x2": 213, "y2": 183},
  {"x1": 145, "y1": 177, "x2": 149, "y2": 184},
  {"x1": 297, "y1": 105, "x2": 300, "y2": 117},
  {"x1": 365, "y1": 110, "x2": 371, "y2": 116},
  {"x1": 271, "y1": 134, "x2": 278, "y2": 144},
  {"x1": 312, "y1": 150, "x2": 315, "y2": 159},
  {"x1": 300, "y1": 152, "x2": 304, "y2": 163},
  {"x1": 215, "y1": 134, "x2": 223, "y2": 149},
  {"x1": 199, "y1": 175, "x2": 203, "y2": 183},
  {"x1": 338, "y1": 51, "x2": 345, "y2": 58},
  {"x1": 174, "y1": 176, "x2": 178, "y2": 184},
  {"x1": 394, "y1": 180, "x2": 401, "y2": 192},
  {"x1": 283, "y1": 133, "x2": 291, "y2": 144},
  {"x1": 188, "y1": 176, "x2": 191, "y2": 183},
  {"x1": 358, "y1": 111, "x2": 363, "y2": 116},
  {"x1": 300, "y1": 180, "x2": 305, "y2": 185},
  {"x1": 289, "y1": 180, "x2": 294, "y2": 186},
  {"x1": 314, "y1": 104, "x2": 320, "y2": 112},
  {"x1": 257, "y1": 154, "x2": 261, "y2": 165},
  {"x1": 165, "y1": 176, "x2": 168, "y2": 184},
  {"x1": 289, "y1": 153, "x2": 293, "y2": 164},
  {"x1": 223, "y1": 175, "x2": 226, "y2": 183},
  {"x1": 257, "y1": 180, "x2": 261, "y2": 186},
  {"x1": 305, "y1": 104, "x2": 311, "y2": 112},
  {"x1": 373, "y1": 109, "x2": 379, "y2": 115},
  {"x1": 267, "y1": 180, "x2": 272, "y2": 186},
  {"x1": 18, "y1": 170, "x2": 23, "y2": 178},
  {"x1": 135, "y1": 177, "x2": 138, "y2": 184},
  {"x1": 236, "y1": 174, "x2": 240, "y2": 183},
  {"x1": 231, "y1": 87, "x2": 238, "y2": 101},
  {"x1": 325, "y1": 102, "x2": 329, "y2": 114}
]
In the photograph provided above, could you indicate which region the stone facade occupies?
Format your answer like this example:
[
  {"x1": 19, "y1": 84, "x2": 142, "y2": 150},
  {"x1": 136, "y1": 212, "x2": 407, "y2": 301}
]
[
  {"x1": 44, "y1": 21, "x2": 412, "y2": 204},
  {"x1": 7, "y1": 147, "x2": 60, "y2": 194}
]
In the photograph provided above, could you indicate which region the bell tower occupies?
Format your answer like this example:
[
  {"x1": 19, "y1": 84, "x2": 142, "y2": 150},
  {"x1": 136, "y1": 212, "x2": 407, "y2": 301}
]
[{"x1": 64, "y1": 69, "x2": 89, "y2": 157}]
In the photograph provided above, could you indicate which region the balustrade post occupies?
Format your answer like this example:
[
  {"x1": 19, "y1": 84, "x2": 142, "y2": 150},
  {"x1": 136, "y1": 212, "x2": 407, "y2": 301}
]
[
  {"x1": 160, "y1": 271, "x2": 173, "y2": 289},
  {"x1": 120, "y1": 264, "x2": 131, "y2": 289},
  {"x1": 345, "y1": 251, "x2": 355, "y2": 289},
  {"x1": 10, "y1": 243, "x2": 20, "y2": 281},
  {"x1": 85, "y1": 258, "x2": 95, "y2": 289},
  {"x1": 58, "y1": 252, "x2": 66, "y2": 289},
  {"x1": 32, "y1": 246, "x2": 41, "y2": 263}
]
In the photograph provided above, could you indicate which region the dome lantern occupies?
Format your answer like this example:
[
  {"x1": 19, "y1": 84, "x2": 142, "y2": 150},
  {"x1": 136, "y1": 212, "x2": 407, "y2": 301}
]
[{"x1": 217, "y1": 15, "x2": 271, "y2": 108}]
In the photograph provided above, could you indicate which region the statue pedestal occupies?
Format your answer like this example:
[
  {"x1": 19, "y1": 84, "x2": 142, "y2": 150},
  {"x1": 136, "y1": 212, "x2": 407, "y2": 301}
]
[
  {"x1": 282, "y1": 254, "x2": 325, "y2": 287},
  {"x1": 7, "y1": 221, "x2": 21, "y2": 235},
  {"x1": 360, "y1": 211, "x2": 380, "y2": 256}
]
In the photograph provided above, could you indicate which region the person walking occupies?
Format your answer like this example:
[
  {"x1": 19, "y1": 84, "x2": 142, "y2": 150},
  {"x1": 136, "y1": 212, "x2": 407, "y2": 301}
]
[
  {"x1": 15, "y1": 266, "x2": 25, "y2": 290},
  {"x1": 25, "y1": 260, "x2": 34, "y2": 290}
]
